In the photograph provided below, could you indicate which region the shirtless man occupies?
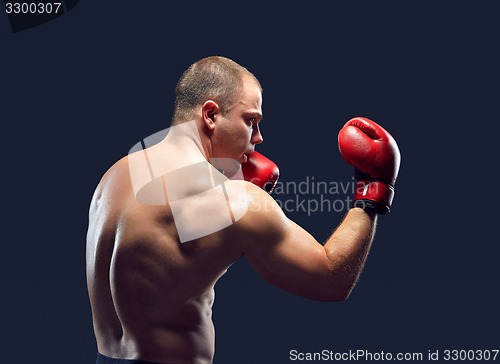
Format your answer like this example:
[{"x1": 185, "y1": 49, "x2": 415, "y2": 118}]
[{"x1": 86, "y1": 56, "x2": 401, "y2": 364}]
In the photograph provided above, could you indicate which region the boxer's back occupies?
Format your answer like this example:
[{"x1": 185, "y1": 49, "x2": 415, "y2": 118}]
[{"x1": 86, "y1": 157, "x2": 242, "y2": 363}]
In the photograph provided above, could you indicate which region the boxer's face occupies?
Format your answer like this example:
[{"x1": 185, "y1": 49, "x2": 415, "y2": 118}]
[{"x1": 214, "y1": 76, "x2": 263, "y2": 163}]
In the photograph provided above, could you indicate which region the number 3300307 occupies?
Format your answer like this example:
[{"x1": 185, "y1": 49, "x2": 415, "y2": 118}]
[{"x1": 6, "y1": 3, "x2": 62, "y2": 14}]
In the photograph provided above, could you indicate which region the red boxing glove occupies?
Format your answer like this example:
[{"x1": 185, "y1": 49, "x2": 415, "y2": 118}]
[
  {"x1": 242, "y1": 151, "x2": 280, "y2": 194},
  {"x1": 338, "y1": 117, "x2": 401, "y2": 214}
]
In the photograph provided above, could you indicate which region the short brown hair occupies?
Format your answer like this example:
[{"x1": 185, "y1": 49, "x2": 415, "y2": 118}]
[{"x1": 171, "y1": 56, "x2": 261, "y2": 125}]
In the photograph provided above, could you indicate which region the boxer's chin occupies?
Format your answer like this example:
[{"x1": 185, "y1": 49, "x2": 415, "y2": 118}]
[{"x1": 239, "y1": 154, "x2": 248, "y2": 163}]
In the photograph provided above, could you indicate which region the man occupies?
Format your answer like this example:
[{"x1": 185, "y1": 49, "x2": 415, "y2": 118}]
[{"x1": 86, "y1": 56, "x2": 400, "y2": 364}]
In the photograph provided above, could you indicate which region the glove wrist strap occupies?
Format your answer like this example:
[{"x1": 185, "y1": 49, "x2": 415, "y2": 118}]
[{"x1": 353, "y1": 180, "x2": 394, "y2": 214}]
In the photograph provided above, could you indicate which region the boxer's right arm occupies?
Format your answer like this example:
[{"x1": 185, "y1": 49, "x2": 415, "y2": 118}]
[
  {"x1": 233, "y1": 186, "x2": 377, "y2": 301},
  {"x1": 234, "y1": 117, "x2": 399, "y2": 301}
]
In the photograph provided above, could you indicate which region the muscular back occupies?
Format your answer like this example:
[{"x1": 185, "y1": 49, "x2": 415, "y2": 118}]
[
  {"x1": 86, "y1": 144, "x2": 376, "y2": 363},
  {"x1": 86, "y1": 157, "x2": 243, "y2": 363}
]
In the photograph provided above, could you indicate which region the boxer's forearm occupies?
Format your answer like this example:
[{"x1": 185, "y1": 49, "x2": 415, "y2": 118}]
[{"x1": 323, "y1": 207, "x2": 377, "y2": 298}]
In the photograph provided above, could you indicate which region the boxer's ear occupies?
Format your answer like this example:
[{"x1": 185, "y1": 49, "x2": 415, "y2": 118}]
[{"x1": 202, "y1": 100, "x2": 219, "y2": 131}]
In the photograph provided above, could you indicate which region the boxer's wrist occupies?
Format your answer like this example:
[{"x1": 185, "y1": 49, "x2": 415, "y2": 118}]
[
  {"x1": 353, "y1": 180, "x2": 394, "y2": 214},
  {"x1": 352, "y1": 199, "x2": 388, "y2": 214}
]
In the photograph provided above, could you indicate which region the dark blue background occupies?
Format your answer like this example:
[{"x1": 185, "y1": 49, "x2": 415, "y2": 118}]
[{"x1": 1, "y1": 2, "x2": 499, "y2": 363}]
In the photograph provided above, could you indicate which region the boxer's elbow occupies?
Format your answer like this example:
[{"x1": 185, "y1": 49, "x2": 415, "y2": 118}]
[
  {"x1": 307, "y1": 281, "x2": 354, "y2": 302},
  {"x1": 323, "y1": 286, "x2": 353, "y2": 302},
  {"x1": 318, "y1": 269, "x2": 361, "y2": 302}
]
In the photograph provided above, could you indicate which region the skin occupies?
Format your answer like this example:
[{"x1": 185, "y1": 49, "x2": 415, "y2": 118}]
[{"x1": 86, "y1": 75, "x2": 377, "y2": 364}]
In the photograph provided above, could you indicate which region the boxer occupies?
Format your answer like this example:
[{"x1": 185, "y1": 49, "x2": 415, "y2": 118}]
[{"x1": 86, "y1": 56, "x2": 400, "y2": 364}]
